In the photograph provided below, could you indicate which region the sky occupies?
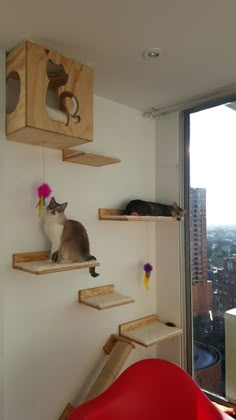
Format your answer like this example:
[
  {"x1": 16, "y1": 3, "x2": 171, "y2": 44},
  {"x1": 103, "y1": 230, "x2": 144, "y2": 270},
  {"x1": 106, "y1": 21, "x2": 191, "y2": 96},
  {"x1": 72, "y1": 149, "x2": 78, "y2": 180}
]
[{"x1": 190, "y1": 103, "x2": 236, "y2": 226}]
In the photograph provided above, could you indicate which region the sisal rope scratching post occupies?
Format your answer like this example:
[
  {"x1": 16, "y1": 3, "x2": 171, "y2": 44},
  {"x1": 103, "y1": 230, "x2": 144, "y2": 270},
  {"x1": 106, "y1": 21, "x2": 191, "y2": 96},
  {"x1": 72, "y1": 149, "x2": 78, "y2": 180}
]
[
  {"x1": 58, "y1": 335, "x2": 135, "y2": 420},
  {"x1": 83, "y1": 337, "x2": 135, "y2": 402},
  {"x1": 58, "y1": 403, "x2": 74, "y2": 420}
]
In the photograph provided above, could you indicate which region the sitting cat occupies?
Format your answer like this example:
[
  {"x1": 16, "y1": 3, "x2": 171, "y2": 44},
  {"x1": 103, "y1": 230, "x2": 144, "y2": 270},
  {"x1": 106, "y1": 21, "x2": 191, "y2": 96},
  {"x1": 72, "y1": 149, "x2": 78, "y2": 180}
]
[
  {"x1": 44, "y1": 197, "x2": 99, "y2": 277},
  {"x1": 124, "y1": 199, "x2": 185, "y2": 221}
]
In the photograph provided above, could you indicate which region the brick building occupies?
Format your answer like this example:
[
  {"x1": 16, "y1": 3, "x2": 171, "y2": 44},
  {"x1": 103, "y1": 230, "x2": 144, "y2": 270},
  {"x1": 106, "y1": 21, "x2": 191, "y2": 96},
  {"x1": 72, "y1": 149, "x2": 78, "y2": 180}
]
[
  {"x1": 190, "y1": 188, "x2": 212, "y2": 316},
  {"x1": 190, "y1": 188, "x2": 221, "y2": 393}
]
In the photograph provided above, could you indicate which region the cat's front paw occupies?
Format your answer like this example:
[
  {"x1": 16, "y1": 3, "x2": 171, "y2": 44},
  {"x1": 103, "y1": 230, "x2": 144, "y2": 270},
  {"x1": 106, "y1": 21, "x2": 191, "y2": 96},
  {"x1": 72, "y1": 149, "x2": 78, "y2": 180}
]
[{"x1": 51, "y1": 251, "x2": 60, "y2": 262}]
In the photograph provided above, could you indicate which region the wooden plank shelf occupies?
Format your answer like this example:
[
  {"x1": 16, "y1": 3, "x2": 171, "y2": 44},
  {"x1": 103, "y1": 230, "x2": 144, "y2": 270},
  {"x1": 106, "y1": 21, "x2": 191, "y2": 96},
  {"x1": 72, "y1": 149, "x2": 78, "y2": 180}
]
[
  {"x1": 63, "y1": 149, "x2": 121, "y2": 167},
  {"x1": 79, "y1": 285, "x2": 135, "y2": 310},
  {"x1": 12, "y1": 251, "x2": 100, "y2": 275},
  {"x1": 119, "y1": 315, "x2": 182, "y2": 347},
  {"x1": 98, "y1": 208, "x2": 177, "y2": 221}
]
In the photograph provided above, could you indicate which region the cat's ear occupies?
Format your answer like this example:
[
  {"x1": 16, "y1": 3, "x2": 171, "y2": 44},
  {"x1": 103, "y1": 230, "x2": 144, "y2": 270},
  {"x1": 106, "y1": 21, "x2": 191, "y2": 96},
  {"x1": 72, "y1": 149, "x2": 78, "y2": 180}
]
[
  {"x1": 172, "y1": 201, "x2": 178, "y2": 209},
  {"x1": 61, "y1": 202, "x2": 68, "y2": 212},
  {"x1": 49, "y1": 196, "x2": 56, "y2": 205}
]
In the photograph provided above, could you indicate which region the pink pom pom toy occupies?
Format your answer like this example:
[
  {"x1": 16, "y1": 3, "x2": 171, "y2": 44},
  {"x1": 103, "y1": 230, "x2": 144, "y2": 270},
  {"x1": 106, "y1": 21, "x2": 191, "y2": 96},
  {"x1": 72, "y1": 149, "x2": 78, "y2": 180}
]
[{"x1": 36, "y1": 183, "x2": 52, "y2": 217}]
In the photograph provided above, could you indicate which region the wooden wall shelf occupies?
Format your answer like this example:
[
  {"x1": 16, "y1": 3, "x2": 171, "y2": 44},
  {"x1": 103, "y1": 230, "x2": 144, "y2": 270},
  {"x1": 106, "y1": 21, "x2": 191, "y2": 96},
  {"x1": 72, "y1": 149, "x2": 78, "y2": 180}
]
[
  {"x1": 119, "y1": 315, "x2": 182, "y2": 347},
  {"x1": 63, "y1": 149, "x2": 121, "y2": 167},
  {"x1": 98, "y1": 208, "x2": 177, "y2": 221},
  {"x1": 79, "y1": 285, "x2": 135, "y2": 310},
  {"x1": 12, "y1": 251, "x2": 100, "y2": 275}
]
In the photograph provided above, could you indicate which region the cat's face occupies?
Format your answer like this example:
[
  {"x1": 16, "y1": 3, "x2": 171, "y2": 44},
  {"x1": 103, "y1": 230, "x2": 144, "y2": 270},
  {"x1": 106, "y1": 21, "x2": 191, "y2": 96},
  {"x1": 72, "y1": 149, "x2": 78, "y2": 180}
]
[
  {"x1": 46, "y1": 196, "x2": 68, "y2": 217},
  {"x1": 171, "y1": 202, "x2": 186, "y2": 221}
]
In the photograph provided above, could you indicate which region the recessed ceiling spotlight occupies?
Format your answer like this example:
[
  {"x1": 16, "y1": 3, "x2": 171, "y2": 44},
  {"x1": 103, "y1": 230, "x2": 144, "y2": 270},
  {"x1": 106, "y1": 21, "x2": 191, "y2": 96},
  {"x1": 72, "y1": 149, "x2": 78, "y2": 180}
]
[{"x1": 143, "y1": 48, "x2": 161, "y2": 60}]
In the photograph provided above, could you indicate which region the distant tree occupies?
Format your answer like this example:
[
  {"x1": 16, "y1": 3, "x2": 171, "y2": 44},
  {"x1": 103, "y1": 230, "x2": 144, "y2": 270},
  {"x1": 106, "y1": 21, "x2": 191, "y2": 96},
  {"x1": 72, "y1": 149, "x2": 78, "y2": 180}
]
[
  {"x1": 212, "y1": 244, "x2": 227, "y2": 258},
  {"x1": 207, "y1": 243, "x2": 213, "y2": 258},
  {"x1": 229, "y1": 244, "x2": 236, "y2": 255}
]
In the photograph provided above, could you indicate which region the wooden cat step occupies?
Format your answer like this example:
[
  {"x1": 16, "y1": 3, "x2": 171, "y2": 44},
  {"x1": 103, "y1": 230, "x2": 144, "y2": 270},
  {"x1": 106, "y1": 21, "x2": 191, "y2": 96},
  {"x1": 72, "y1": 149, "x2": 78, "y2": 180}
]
[
  {"x1": 63, "y1": 149, "x2": 121, "y2": 167},
  {"x1": 119, "y1": 315, "x2": 182, "y2": 347},
  {"x1": 12, "y1": 251, "x2": 100, "y2": 275},
  {"x1": 79, "y1": 285, "x2": 135, "y2": 310},
  {"x1": 98, "y1": 208, "x2": 177, "y2": 221}
]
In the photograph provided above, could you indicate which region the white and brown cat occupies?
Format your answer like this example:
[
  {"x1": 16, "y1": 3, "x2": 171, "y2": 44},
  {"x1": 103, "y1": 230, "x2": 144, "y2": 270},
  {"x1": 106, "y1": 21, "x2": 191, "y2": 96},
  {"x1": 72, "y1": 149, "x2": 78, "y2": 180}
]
[{"x1": 44, "y1": 197, "x2": 99, "y2": 277}]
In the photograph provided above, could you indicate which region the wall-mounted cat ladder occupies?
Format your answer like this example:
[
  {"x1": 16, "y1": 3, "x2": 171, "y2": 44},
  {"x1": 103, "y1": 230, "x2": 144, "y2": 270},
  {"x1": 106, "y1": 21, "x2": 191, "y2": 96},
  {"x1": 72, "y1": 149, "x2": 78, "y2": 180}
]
[
  {"x1": 98, "y1": 208, "x2": 177, "y2": 221},
  {"x1": 12, "y1": 251, "x2": 100, "y2": 275},
  {"x1": 58, "y1": 317, "x2": 182, "y2": 420}
]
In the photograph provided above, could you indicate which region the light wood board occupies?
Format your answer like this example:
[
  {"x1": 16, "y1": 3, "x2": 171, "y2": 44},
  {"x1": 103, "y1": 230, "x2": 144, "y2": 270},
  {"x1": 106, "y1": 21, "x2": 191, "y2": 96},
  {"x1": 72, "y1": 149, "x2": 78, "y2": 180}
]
[
  {"x1": 98, "y1": 208, "x2": 177, "y2": 221},
  {"x1": 63, "y1": 149, "x2": 121, "y2": 166}
]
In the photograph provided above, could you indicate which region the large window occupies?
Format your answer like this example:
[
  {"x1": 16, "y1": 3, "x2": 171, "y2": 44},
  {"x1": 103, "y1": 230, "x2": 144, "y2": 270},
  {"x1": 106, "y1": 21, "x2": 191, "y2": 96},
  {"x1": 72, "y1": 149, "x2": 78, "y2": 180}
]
[{"x1": 186, "y1": 100, "x2": 236, "y2": 403}]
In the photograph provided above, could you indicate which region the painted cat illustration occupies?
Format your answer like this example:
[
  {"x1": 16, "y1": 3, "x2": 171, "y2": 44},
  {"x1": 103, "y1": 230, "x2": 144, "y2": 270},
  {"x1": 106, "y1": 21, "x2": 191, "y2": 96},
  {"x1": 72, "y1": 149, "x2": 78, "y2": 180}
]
[
  {"x1": 124, "y1": 199, "x2": 186, "y2": 221},
  {"x1": 44, "y1": 197, "x2": 99, "y2": 277}
]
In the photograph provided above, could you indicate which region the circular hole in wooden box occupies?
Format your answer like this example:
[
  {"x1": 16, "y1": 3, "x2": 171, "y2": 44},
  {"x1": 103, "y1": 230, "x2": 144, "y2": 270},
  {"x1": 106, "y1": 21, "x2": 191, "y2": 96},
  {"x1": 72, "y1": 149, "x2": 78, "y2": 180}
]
[{"x1": 6, "y1": 71, "x2": 21, "y2": 114}]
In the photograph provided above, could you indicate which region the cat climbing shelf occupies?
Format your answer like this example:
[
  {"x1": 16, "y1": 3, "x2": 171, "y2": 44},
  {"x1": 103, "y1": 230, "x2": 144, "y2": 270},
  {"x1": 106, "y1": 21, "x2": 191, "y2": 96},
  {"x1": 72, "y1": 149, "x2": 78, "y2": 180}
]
[
  {"x1": 98, "y1": 208, "x2": 177, "y2": 221},
  {"x1": 6, "y1": 41, "x2": 93, "y2": 149},
  {"x1": 78, "y1": 285, "x2": 135, "y2": 310},
  {"x1": 119, "y1": 315, "x2": 182, "y2": 347},
  {"x1": 12, "y1": 251, "x2": 100, "y2": 275},
  {"x1": 63, "y1": 149, "x2": 121, "y2": 167}
]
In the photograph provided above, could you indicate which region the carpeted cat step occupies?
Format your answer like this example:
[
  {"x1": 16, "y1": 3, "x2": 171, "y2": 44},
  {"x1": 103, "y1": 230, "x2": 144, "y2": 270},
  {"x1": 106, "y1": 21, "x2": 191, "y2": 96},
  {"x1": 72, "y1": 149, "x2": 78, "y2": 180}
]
[
  {"x1": 119, "y1": 315, "x2": 182, "y2": 347},
  {"x1": 12, "y1": 251, "x2": 100, "y2": 275},
  {"x1": 78, "y1": 284, "x2": 135, "y2": 310}
]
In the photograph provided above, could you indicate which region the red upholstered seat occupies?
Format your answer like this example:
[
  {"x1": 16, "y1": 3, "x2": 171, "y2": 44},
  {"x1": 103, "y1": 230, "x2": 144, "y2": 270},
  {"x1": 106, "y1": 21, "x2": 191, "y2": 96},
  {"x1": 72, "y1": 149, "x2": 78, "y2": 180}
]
[{"x1": 69, "y1": 358, "x2": 231, "y2": 420}]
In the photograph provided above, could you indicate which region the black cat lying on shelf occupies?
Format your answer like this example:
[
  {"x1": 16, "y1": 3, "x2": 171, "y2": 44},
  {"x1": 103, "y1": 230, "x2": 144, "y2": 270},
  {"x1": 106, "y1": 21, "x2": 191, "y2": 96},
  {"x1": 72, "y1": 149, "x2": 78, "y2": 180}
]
[{"x1": 124, "y1": 199, "x2": 186, "y2": 221}]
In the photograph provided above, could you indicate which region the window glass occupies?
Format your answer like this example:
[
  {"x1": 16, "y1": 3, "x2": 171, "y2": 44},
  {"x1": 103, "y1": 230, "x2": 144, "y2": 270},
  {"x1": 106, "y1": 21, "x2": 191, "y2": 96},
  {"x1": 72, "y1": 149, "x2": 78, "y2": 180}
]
[{"x1": 190, "y1": 102, "x2": 236, "y2": 398}]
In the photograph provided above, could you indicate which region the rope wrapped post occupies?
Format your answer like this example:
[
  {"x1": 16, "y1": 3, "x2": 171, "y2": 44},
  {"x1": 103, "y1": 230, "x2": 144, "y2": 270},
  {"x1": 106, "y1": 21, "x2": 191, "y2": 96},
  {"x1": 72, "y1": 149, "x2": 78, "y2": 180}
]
[
  {"x1": 58, "y1": 335, "x2": 135, "y2": 420},
  {"x1": 58, "y1": 403, "x2": 74, "y2": 420},
  {"x1": 84, "y1": 335, "x2": 135, "y2": 403}
]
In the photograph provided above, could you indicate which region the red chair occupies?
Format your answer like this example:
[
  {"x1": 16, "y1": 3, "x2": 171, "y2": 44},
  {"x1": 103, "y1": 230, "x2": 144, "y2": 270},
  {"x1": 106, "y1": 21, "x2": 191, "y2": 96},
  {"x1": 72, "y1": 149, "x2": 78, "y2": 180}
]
[{"x1": 69, "y1": 358, "x2": 231, "y2": 420}]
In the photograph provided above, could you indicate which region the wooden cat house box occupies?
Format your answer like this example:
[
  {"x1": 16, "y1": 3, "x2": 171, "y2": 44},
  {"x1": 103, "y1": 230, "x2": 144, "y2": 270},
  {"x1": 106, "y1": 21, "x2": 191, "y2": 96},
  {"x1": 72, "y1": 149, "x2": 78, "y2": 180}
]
[{"x1": 6, "y1": 41, "x2": 93, "y2": 149}]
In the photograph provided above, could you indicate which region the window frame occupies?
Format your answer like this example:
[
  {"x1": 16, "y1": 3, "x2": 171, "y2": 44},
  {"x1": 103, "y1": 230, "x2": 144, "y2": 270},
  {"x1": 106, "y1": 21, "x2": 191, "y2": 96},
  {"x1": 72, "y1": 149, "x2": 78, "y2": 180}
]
[{"x1": 183, "y1": 93, "x2": 236, "y2": 408}]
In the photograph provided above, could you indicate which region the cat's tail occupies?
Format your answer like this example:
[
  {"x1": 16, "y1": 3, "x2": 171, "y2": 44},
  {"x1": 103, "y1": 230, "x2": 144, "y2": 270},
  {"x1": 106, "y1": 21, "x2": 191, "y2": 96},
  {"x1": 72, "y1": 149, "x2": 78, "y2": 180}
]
[{"x1": 86, "y1": 255, "x2": 100, "y2": 278}]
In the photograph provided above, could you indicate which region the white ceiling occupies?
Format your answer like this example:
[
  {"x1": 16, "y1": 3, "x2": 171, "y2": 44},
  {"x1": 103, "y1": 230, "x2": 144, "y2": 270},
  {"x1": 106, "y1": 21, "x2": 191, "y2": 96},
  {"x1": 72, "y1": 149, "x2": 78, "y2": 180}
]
[{"x1": 1, "y1": 0, "x2": 236, "y2": 111}]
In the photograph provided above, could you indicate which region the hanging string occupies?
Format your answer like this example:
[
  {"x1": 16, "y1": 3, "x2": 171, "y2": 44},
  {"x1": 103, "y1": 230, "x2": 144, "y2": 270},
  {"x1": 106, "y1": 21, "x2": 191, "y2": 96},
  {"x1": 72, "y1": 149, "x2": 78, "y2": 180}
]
[
  {"x1": 143, "y1": 223, "x2": 153, "y2": 291},
  {"x1": 36, "y1": 145, "x2": 52, "y2": 217},
  {"x1": 43, "y1": 144, "x2": 45, "y2": 183}
]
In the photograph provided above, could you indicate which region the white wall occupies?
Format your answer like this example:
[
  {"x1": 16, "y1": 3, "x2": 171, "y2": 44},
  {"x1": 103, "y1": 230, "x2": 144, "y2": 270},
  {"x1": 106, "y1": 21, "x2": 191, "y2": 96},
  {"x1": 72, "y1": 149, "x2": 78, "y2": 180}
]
[
  {"x1": 0, "y1": 50, "x2": 6, "y2": 420},
  {"x1": 2, "y1": 50, "x2": 160, "y2": 419}
]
